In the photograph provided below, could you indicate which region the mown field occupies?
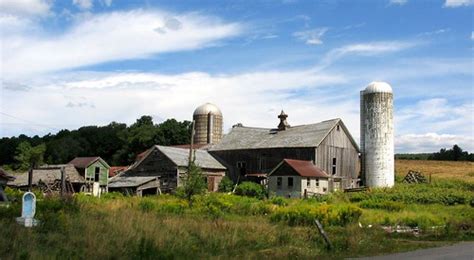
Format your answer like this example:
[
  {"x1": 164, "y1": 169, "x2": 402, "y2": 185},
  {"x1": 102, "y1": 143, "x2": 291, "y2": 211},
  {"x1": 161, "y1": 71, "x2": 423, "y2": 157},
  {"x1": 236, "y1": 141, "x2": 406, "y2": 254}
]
[{"x1": 1, "y1": 160, "x2": 473, "y2": 259}]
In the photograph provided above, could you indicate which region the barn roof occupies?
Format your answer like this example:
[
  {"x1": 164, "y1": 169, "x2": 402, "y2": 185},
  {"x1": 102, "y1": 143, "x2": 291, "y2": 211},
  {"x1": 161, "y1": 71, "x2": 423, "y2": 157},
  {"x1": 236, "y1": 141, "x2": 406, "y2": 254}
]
[
  {"x1": 0, "y1": 167, "x2": 15, "y2": 181},
  {"x1": 157, "y1": 146, "x2": 226, "y2": 170},
  {"x1": 269, "y1": 159, "x2": 330, "y2": 178},
  {"x1": 132, "y1": 145, "x2": 226, "y2": 170},
  {"x1": 209, "y1": 118, "x2": 359, "y2": 151},
  {"x1": 8, "y1": 164, "x2": 85, "y2": 187},
  {"x1": 68, "y1": 157, "x2": 110, "y2": 169},
  {"x1": 108, "y1": 176, "x2": 157, "y2": 188}
]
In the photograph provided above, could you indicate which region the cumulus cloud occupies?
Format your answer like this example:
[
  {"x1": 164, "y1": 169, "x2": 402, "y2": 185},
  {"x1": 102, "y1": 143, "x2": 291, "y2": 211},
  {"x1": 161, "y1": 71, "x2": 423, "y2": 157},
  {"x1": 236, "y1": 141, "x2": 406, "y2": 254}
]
[
  {"x1": 0, "y1": 69, "x2": 357, "y2": 138},
  {"x1": 1, "y1": 9, "x2": 242, "y2": 80},
  {"x1": 396, "y1": 133, "x2": 474, "y2": 153},
  {"x1": 444, "y1": 0, "x2": 474, "y2": 7},
  {"x1": 0, "y1": 0, "x2": 51, "y2": 17},
  {"x1": 293, "y1": 27, "x2": 328, "y2": 45}
]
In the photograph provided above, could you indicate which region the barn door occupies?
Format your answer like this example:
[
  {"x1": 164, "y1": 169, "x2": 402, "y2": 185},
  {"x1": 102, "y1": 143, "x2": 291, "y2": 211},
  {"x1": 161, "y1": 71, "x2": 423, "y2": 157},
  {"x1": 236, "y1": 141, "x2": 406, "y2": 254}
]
[{"x1": 207, "y1": 176, "x2": 215, "y2": 192}]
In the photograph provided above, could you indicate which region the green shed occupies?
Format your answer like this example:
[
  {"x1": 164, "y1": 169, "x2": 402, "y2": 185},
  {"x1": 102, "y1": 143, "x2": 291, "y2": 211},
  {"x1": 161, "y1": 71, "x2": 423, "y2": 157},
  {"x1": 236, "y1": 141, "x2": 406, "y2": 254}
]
[{"x1": 69, "y1": 157, "x2": 110, "y2": 192}]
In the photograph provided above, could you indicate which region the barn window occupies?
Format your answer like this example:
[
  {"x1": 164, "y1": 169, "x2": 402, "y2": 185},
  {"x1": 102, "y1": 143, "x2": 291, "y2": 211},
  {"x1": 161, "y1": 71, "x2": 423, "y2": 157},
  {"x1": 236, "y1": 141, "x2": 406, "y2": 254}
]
[
  {"x1": 332, "y1": 158, "x2": 337, "y2": 175},
  {"x1": 277, "y1": 177, "x2": 282, "y2": 189},
  {"x1": 94, "y1": 167, "x2": 100, "y2": 182},
  {"x1": 288, "y1": 177, "x2": 293, "y2": 188},
  {"x1": 237, "y1": 161, "x2": 247, "y2": 175},
  {"x1": 336, "y1": 125, "x2": 340, "y2": 131},
  {"x1": 306, "y1": 178, "x2": 310, "y2": 187},
  {"x1": 316, "y1": 179, "x2": 319, "y2": 187}
]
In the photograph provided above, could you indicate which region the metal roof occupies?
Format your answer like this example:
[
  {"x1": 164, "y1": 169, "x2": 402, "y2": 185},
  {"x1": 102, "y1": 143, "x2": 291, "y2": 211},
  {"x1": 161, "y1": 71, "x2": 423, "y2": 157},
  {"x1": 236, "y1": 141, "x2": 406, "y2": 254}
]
[
  {"x1": 0, "y1": 167, "x2": 15, "y2": 181},
  {"x1": 8, "y1": 164, "x2": 85, "y2": 187},
  {"x1": 68, "y1": 157, "x2": 110, "y2": 169},
  {"x1": 364, "y1": 81, "x2": 392, "y2": 94},
  {"x1": 193, "y1": 103, "x2": 222, "y2": 116},
  {"x1": 210, "y1": 118, "x2": 347, "y2": 151},
  {"x1": 156, "y1": 145, "x2": 226, "y2": 170},
  {"x1": 108, "y1": 176, "x2": 157, "y2": 188},
  {"x1": 269, "y1": 159, "x2": 330, "y2": 178}
]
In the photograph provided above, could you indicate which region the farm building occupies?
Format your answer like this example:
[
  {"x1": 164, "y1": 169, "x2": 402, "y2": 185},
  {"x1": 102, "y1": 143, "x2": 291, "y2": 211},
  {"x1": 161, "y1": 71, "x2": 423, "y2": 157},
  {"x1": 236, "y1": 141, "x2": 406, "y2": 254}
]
[
  {"x1": 110, "y1": 145, "x2": 226, "y2": 195},
  {"x1": 0, "y1": 167, "x2": 15, "y2": 202},
  {"x1": 209, "y1": 111, "x2": 360, "y2": 191},
  {"x1": 108, "y1": 176, "x2": 160, "y2": 196},
  {"x1": 267, "y1": 159, "x2": 330, "y2": 198},
  {"x1": 68, "y1": 157, "x2": 110, "y2": 193},
  {"x1": 7, "y1": 164, "x2": 85, "y2": 192}
]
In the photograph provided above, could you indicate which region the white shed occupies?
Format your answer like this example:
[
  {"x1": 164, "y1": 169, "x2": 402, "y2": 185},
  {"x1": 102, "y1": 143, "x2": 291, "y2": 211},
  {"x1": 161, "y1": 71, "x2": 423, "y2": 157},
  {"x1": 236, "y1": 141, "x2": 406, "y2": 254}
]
[{"x1": 268, "y1": 159, "x2": 330, "y2": 198}]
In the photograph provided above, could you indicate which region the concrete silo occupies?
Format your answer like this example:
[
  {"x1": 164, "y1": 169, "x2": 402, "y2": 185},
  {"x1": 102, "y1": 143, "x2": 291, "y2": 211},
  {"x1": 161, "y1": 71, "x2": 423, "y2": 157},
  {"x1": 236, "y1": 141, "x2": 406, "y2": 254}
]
[
  {"x1": 360, "y1": 82, "x2": 394, "y2": 187},
  {"x1": 193, "y1": 103, "x2": 223, "y2": 145}
]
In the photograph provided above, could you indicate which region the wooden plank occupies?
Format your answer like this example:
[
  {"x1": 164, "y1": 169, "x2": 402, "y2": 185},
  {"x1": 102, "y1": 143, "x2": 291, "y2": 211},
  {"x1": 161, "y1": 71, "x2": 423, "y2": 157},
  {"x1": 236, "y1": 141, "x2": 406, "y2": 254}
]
[{"x1": 314, "y1": 219, "x2": 333, "y2": 250}]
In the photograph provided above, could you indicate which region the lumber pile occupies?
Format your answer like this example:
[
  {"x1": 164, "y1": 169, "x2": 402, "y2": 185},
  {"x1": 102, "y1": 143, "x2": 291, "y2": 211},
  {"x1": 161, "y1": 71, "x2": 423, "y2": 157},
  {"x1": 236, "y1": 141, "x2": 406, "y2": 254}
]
[{"x1": 403, "y1": 170, "x2": 427, "y2": 184}]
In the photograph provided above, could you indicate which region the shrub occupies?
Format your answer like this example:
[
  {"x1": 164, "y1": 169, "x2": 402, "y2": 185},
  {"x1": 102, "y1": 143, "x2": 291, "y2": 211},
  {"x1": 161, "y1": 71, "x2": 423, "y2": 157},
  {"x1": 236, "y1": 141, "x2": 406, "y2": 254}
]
[
  {"x1": 270, "y1": 203, "x2": 362, "y2": 226},
  {"x1": 234, "y1": 182, "x2": 267, "y2": 199},
  {"x1": 359, "y1": 200, "x2": 404, "y2": 211},
  {"x1": 270, "y1": 196, "x2": 288, "y2": 206},
  {"x1": 218, "y1": 176, "x2": 234, "y2": 193},
  {"x1": 176, "y1": 162, "x2": 207, "y2": 202}
]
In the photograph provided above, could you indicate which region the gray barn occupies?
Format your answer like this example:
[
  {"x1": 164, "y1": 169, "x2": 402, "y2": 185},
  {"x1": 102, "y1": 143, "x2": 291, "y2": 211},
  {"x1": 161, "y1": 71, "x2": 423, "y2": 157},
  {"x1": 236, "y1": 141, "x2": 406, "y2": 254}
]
[{"x1": 209, "y1": 112, "x2": 360, "y2": 190}]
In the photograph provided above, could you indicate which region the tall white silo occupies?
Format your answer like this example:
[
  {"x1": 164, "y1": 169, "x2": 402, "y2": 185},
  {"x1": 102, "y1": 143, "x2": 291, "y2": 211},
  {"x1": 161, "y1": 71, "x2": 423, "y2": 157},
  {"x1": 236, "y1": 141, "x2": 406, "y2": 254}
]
[{"x1": 360, "y1": 82, "x2": 394, "y2": 187}]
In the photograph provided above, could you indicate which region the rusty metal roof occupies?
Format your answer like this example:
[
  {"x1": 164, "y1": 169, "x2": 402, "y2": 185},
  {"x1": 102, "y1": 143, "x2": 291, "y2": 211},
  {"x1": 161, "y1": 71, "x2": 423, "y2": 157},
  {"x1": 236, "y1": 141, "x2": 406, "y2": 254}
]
[
  {"x1": 68, "y1": 157, "x2": 110, "y2": 169},
  {"x1": 270, "y1": 159, "x2": 330, "y2": 178},
  {"x1": 0, "y1": 167, "x2": 15, "y2": 181},
  {"x1": 8, "y1": 164, "x2": 85, "y2": 187},
  {"x1": 210, "y1": 118, "x2": 358, "y2": 151}
]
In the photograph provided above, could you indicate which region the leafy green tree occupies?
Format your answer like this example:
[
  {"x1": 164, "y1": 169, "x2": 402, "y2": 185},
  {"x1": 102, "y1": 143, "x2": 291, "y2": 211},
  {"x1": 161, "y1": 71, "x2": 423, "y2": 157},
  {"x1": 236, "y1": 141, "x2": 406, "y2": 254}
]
[
  {"x1": 14, "y1": 141, "x2": 46, "y2": 170},
  {"x1": 218, "y1": 176, "x2": 234, "y2": 192},
  {"x1": 177, "y1": 161, "x2": 207, "y2": 202}
]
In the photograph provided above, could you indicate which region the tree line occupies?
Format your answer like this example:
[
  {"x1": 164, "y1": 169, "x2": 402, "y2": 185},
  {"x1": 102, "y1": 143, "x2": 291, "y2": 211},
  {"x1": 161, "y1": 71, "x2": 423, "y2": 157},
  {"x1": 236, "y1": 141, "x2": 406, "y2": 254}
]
[
  {"x1": 395, "y1": 145, "x2": 474, "y2": 161},
  {"x1": 0, "y1": 116, "x2": 192, "y2": 171}
]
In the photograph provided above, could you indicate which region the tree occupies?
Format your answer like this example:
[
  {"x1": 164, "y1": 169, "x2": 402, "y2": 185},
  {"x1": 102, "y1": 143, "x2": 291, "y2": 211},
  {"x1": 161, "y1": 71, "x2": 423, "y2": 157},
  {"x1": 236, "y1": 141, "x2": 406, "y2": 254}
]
[
  {"x1": 14, "y1": 141, "x2": 46, "y2": 170},
  {"x1": 177, "y1": 161, "x2": 207, "y2": 202}
]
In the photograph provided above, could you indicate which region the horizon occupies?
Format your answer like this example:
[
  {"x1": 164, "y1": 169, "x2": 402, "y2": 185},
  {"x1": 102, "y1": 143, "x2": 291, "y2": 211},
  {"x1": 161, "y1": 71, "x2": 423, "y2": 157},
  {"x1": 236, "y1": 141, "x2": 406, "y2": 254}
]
[{"x1": 1, "y1": 0, "x2": 473, "y2": 153}]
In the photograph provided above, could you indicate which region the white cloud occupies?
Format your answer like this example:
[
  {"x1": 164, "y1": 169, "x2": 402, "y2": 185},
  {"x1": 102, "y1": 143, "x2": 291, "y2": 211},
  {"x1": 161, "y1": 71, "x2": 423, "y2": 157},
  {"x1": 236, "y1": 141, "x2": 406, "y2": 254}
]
[
  {"x1": 396, "y1": 133, "x2": 474, "y2": 153},
  {"x1": 321, "y1": 41, "x2": 418, "y2": 66},
  {"x1": 0, "y1": 69, "x2": 356, "y2": 138},
  {"x1": 73, "y1": 0, "x2": 94, "y2": 10},
  {"x1": 471, "y1": 31, "x2": 474, "y2": 40},
  {"x1": 1, "y1": 9, "x2": 242, "y2": 80},
  {"x1": 389, "y1": 0, "x2": 408, "y2": 5},
  {"x1": 0, "y1": 0, "x2": 51, "y2": 17},
  {"x1": 444, "y1": 0, "x2": 474, "y2": 7},
  {"x1": 293, "y1": 27, "x2": 328, "y2": 45}
]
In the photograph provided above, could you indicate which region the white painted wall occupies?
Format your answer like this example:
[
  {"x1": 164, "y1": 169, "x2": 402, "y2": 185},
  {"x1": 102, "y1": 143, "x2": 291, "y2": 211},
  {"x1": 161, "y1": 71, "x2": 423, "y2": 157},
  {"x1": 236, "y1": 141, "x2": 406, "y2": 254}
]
[{"x1": 268, "y1": 176, "x2": 329, "y2": 197}]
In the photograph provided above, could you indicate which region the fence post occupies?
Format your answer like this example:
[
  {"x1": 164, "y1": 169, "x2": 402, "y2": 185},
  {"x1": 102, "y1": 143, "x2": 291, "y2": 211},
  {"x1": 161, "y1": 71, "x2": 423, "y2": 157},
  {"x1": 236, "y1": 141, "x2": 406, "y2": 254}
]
[{"x1": 314, "y1": 219, "x2": 333, "y2": 250}]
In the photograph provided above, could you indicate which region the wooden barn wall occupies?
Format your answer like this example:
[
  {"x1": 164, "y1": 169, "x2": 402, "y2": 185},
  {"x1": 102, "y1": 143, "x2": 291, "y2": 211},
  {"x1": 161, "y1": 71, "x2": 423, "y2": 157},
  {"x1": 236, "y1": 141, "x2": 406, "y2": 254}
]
[
  {"x1": 209, "y1": 148, "x2": 315, "y2": 183},
  {"x1": 124, "y1": 148, "x2": 178, "y2": 193},
  {"x1": 316, "y1": 125, "x2": 360, "y2": 188}
]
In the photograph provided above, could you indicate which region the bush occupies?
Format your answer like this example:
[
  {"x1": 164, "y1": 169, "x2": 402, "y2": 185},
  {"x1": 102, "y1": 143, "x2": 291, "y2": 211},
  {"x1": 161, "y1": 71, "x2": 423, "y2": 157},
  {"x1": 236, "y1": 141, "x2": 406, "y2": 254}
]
[
  {"x1": 270, "y1": 203, "x2": 362, "y2": 226},
  {"x1": 218, "y1": 176, "x2": 234, "y2": 193},
  {"x1": 359, "y1": 200, "x2": 404, "y2": 211},
  {"x1": 234, "y1": 182, "x2": 267, "y2": 199},
  {"x1": 176, "y1": 162, "x2": 207, "y2": 202},
  {"x1": 138, "y1": 199, "x2": 155, "y2": 213},
  {"x1": 269, "y1": 196, "x2": 288, "y2": 206}
]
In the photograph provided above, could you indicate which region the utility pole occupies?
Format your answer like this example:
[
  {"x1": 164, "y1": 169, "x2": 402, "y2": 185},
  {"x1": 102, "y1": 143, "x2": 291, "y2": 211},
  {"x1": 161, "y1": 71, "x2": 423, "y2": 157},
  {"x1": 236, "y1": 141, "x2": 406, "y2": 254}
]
[
  {"x1": 60, "y1": 166, "x2": 66, "y2": 197},
  {"x1": 188, "y1": 120, "x2": 195, "y2": 168}
]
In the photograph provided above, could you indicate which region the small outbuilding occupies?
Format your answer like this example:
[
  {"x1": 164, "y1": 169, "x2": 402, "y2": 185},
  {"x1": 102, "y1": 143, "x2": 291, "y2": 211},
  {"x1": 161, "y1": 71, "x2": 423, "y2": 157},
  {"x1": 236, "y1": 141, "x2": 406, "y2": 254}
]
[
  {"x1": 268, "y1": 159, "x2": 330, "y2": 198},
  {"x1": 118, "y1": 145, "x2": 226, "y2": 193},
  {"x1": 108, "y1": 176, "x2": 160, "y2": 196},
  {"x1": 68, "y1": 157, "x2": 110, "y2": 193},
  {"x1": 7, "y1": 164, "x2": 85, "y2": 192}
]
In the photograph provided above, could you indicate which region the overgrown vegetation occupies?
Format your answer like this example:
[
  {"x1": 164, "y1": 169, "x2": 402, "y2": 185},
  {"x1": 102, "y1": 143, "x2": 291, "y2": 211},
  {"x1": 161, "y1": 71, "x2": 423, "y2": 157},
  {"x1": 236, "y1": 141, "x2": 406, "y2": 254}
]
[
  {"x1": 396, "y1": 145, "x2": 474, "y2": 161},
  {"x1": 1, "y1": 161, "x2": 473, "y2": 258}
]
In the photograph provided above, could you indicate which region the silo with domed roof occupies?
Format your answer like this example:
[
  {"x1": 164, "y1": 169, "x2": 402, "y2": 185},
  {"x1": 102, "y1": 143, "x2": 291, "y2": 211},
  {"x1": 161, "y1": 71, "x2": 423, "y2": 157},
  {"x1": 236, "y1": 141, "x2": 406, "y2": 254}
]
[{"x1": 193, "y1": 103, "x2": 223, "y2": 145}]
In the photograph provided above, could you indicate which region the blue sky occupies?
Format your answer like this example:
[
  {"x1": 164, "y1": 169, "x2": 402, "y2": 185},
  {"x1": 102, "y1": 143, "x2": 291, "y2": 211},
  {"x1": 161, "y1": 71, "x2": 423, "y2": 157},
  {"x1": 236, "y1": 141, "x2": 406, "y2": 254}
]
[{"x1": 0, "y1": 0, "x2": 473, "y2": 152}]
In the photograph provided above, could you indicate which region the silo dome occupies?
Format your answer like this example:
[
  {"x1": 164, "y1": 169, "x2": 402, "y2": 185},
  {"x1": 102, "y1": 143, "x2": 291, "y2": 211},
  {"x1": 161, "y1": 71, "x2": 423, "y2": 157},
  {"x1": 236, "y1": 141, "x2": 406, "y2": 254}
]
[
  {"x1": 193, "y1": 103, "x2": 223, "y2": 145},
  {"x1": 364, "y1": 81, "x2": 393, "y2": 94},
  {"x1": 193, "y1": 103, "x2": 222, "y2": 117}
]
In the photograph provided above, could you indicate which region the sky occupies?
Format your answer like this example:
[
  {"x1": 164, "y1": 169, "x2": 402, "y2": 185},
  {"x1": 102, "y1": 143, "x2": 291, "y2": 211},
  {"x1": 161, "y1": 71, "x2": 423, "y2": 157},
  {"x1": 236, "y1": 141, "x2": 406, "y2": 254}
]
[{"x1": 0, "y1": 0, "x2": 473, "y2": 153}]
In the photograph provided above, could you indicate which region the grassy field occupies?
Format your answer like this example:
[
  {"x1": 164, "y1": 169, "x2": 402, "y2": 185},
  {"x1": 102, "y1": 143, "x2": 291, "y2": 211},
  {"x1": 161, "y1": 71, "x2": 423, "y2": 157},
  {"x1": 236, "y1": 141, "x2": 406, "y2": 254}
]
[
  {"x1": 395, "y1": 159, "x2": 474, "y2": 182},
  {"x1": 0, "y1": 160, "x2": 473, "y2": 259}
]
